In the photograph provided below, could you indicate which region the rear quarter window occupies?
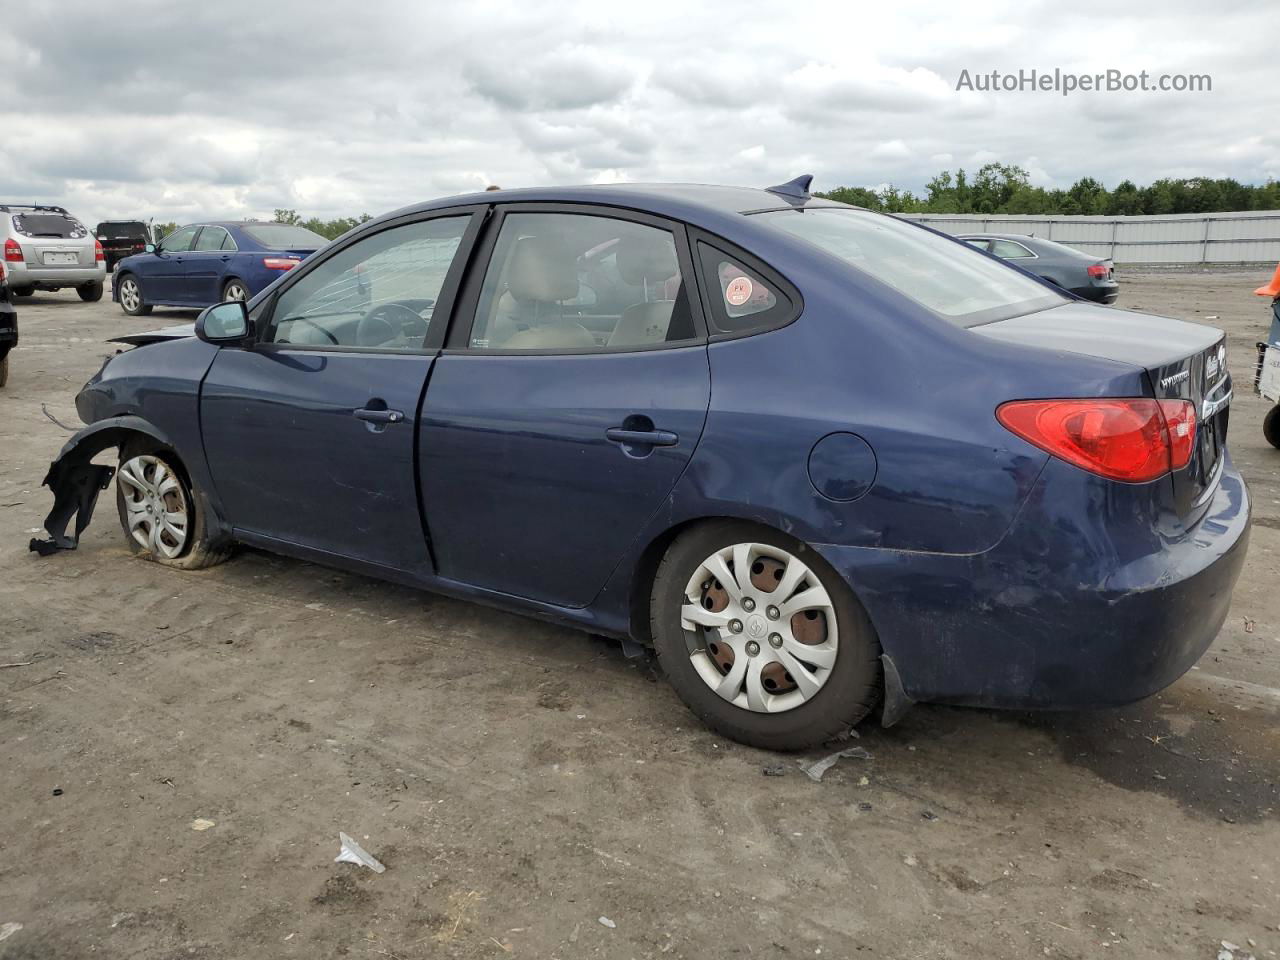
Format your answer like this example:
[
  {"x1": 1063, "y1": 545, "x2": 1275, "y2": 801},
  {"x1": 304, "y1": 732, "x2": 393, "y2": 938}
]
[{"x1": 695, "y1": 240, "x2": 797, "y2": 338}]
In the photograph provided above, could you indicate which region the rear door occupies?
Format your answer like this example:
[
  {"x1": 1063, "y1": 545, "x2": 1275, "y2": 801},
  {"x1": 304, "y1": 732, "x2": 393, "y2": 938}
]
[
  {"x1": 418, "y1": 205, "x2": 711, "y2": 607},
  {"x1": 182, "y1": 226, "x2": 235, "y2": 305},
  {"x1": 200, "y1": 209, "x2": 482, "y2": 574}
]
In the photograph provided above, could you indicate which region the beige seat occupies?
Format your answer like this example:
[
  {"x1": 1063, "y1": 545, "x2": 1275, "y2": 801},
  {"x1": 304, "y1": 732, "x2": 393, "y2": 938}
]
[
  {"x1": 489, "y1": 236, "x2": 595, "y2": 350},
  {"x1": 608, "y1": 235, "x2": 679, "y2": 347}
]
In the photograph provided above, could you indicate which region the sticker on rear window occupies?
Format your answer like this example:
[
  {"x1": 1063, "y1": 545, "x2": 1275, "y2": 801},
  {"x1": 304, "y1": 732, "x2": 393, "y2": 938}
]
[{"x1": 725, "y1": 276, "x2": 753, "y2": 306}]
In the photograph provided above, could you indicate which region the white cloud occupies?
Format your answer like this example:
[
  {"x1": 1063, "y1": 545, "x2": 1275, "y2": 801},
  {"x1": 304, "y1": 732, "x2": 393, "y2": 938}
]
[{"x1": 0, "y1": 0, "x2": 1273, "y2": 229}]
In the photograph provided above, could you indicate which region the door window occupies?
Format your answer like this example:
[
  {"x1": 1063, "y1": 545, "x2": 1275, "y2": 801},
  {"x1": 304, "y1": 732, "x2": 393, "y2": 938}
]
[
  {"x1": 468, "y1": 212, "x2": 697, "y2": 351},
  {"x1": 263, "y1": 216, "x2": 470, "y2": 351},
  {"x1": 194, "y1": 227, "x2": 232, "y2": 251},
  {"x1": 990, "y1": 239, "x2": 1035, "y2": 259},
  {"x1": 159, "y1": 226, "x2": 199, "y2": 253}
]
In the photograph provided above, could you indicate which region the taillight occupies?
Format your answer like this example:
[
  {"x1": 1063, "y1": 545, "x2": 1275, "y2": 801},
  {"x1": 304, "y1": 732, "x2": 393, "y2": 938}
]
[
  {"x1": 3, "y1": 238, "x2": 22, "y2": 262},
  {"x1": 1087, "y1": 263, "x2": 1110, "y2": 278},
  {"x1": 997, "y1": 398, "x2": 1197, "y2": 483},
  {"x1": 95, "y1": 239, "x2": 105, "y2": 262},
  {"x1": 263, "y1": 257, "x2": 299, "y2": 270}
]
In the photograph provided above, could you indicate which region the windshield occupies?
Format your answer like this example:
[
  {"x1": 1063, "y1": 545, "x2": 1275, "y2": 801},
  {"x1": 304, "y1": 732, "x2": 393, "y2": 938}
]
[
  {"x1": 242, "y1": 224, "x2": 327, "y2": 250},
  {"x1": 12, "y1": 213, "x2": 86, "y2": 240},
  {"x1": 97, "y1": 221, "x2": 148, "y2": 239},
  {"x1": 756, "y1": 208, "x2": 1062, "y2": 326}
]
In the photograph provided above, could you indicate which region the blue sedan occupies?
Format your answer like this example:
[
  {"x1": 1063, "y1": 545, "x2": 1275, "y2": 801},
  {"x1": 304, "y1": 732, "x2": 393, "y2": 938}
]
[
  {"x1": 34, "y1": 178, "x2": 1249, "y2": 750},
  {"x1": 112, "y1": 221, "x2": 327, "y2": 315}
]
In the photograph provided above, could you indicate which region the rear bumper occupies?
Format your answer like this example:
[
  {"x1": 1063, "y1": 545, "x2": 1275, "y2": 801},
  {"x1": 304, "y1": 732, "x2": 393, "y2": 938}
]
[
  {"x1": 817, "y1": 455, "x2": 1250, "y2": 709},
  {"x1": 7, "y1": 262, "x2": 106, "y2": 289},
  {"x1": 1070, "y1": 282, "x2": 1119, "y2": 304}
]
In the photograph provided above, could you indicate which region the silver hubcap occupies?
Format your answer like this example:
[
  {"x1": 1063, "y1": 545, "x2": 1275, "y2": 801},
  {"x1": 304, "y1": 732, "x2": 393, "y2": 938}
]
[
  {"x1": 225, "y1": 283, "x2": 245, "y2": 301},
  {"x1": 120, "y1": 280, "x2": 140, "y2": 311},
  {"x1": 118, "y1": 455, "x2": 189, "y2": 559},
  {"x1": 681, "y1": 542, "x2": 838, "y2": 713}
]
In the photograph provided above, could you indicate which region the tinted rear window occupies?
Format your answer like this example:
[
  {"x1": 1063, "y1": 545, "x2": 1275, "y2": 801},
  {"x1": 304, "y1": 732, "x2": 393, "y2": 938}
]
[
  {"x1": 97, "y1": 221, "x2": 148, "y2": 239},
  {"x1": 241, "y1": 224, "x2": 327, "y2": 249},
  {"x1": 12, "y1": 213, "x2": 85, "y2": 239},
  {"x1": 756, "y1": 208, "x2": 1062, "y2": 327}
]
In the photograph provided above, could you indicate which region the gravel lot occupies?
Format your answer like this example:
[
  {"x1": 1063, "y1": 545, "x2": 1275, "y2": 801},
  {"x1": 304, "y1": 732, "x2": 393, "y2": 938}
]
[{"x1": 1, "y1": 269, "x2": 1278, "y2": 960}]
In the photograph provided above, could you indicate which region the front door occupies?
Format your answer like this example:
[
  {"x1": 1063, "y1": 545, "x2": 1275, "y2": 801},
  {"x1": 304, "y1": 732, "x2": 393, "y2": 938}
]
[
  {"x1": 200, "y1": 211, "x2": 479, "y2": 574},
  {"x1": 419, "y1": 208, "x2": 711, "y2": 608},
  {"x1": 145, "y1": 224, "x2": 199, "y2": 301}
]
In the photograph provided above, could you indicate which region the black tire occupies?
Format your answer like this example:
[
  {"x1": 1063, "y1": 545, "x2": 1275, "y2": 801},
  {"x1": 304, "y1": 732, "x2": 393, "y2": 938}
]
[
  {"x1": 11, "y1": 286, "x2": 34, "y2": 298},
  {"x1": 650, "y1": 520, "x2": 882, "y2": 751},
  {"x1": 115, "y1": 438, "x2": 231, "y2": 570},
  {"x1": 115, "y1": 274, "x2": 152, "y2": 316},
  {"x1": 1265, "y1": 404, "x2": 1280, "y2": 450},
  {"x1": 0, "y1": 354, "x2": 8, "y2": 388},
  {"x1": 78, "y1": 281, "x2": 104, "y2": 302},
  {"x1": 221, "y1": 278, "x2": 248, "y2": 302}
]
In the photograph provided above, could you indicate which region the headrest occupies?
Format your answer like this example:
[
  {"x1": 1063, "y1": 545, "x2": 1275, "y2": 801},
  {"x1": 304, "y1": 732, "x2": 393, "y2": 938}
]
[
  {"x1": 507, "y1": 236, "x2": 578, "y2": 303},
  {"x1": 616, "y1": 235, "x2": 677, "y2": 286}
]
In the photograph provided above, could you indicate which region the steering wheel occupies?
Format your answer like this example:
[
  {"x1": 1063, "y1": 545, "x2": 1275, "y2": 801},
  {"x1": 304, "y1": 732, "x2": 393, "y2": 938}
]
[
  {"x1": 283, "y1": 316, "x2": 339, "y2": 345},
  {"x1": 357, "y1": 302, "x2": 423, "y2": 347}
]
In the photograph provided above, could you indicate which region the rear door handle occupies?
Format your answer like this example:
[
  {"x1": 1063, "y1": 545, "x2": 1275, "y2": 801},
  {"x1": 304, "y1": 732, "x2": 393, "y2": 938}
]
[
  {"x1": 606, "y1": 427, "x2": 678, "y2": 447},
  {"x1": 355, "y1": 407, "x2": 405, "y2": 424}
]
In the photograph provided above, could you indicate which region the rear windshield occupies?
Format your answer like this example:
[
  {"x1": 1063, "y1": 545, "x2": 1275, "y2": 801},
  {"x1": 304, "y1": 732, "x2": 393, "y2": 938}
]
[
  {"x1": 756, "y1": 208, "x2": 1063, "y2": 326},
  {"x1": 12, "y1": 212, "x2": 86, "y2": 239},
  {"x1": 241, "y1": 224, "x2": 327, "y2": 250},
  {"x1": 96, "y1": 221, "x2": 148, "y2": 239}
]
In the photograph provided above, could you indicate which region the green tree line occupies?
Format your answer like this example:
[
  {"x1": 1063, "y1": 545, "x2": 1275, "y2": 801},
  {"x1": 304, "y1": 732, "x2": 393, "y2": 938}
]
[
  {"x1": 818, "y1": 163, "x2": 1280, "y2": 216},
  {"x1": 272, "y1": 208, "x2": 373, "y2": 240}
]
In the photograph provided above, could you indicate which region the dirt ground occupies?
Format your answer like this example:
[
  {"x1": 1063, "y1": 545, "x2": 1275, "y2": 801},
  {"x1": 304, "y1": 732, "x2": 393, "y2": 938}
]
[{"x1": 1, "y1": 268, "x2": 1278, "y2": 960}]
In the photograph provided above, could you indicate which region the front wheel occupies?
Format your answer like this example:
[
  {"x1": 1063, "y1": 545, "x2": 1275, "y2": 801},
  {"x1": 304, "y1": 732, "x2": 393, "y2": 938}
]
[
  {"x1": 116, "y1": 275, "x2": 152, "y2": 316},
  {"x1": 115, "y1": 441, "x2": 230, "y2": 570},
  {"x1": 1265, "y1": 404, "x2": 1280, "y2": 450},
  {"x1": 78, "y1": 281, "x2": 104, "y2": 302},
  {"x1": 650, "y1": 521, "x2": 882, "y2": 751},
  {"x1": 222, "y1": 279, "x2": 248, "y2": 302}
]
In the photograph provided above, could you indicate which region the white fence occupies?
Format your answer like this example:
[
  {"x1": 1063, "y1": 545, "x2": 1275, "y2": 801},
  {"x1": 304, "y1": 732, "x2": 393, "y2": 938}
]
[{"x1": 899, "y1": 210, "x2": 1280, "y2": 265}]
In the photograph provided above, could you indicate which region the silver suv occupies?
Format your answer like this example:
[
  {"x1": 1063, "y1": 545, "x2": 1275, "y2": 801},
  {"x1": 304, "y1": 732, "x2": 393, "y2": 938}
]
[{"x1": 3, "y1": 204, "x2": 107, "y2": 301}]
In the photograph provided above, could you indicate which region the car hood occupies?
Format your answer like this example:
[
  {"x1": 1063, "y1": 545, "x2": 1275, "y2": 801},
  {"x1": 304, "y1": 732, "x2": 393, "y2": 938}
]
[{"x1": 109, "y1": 323, "x2": 195, "y2": 346}]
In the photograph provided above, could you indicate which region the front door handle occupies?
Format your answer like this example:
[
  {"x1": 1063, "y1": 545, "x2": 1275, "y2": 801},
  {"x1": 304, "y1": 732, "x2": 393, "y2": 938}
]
[
  {"x1": 355, "y1": 407, "x2": 405, "y2": 425},
  {"x1": 606, "y1": 427, "x2": 678, "y2": 446}
]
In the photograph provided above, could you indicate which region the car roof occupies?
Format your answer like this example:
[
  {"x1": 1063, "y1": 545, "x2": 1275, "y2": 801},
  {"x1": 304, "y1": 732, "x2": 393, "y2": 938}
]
[{"x1": 387, "y1": 182, "x2": 854, "y2": 224}]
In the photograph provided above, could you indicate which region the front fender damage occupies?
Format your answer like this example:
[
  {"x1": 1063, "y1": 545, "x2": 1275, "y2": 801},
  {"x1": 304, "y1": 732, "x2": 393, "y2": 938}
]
[{"x1": 28, "y1": 417, "x2": 170, "y2": 556}]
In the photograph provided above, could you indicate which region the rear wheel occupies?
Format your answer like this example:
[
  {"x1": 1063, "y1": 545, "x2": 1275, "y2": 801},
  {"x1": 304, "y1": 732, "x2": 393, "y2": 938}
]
[
  {"x1": 78, "y1": 281, "x2": 104, "y2": 302},
  {"x1": 115, "y1": 440, "x2": 230, "y2": 569},
  {"x1": 11, "y1": 286, "x2": 34, "y2": 298},
  {"x1": 1265, "y1": 404, "x2": 1280, "y2": 450},
  {"x1": 650, "y1": 521, "x2": 881, "y2": 751},
  {"x1": 0, "y1": 354, "x2": 8, "y2": 388},
  {"x1": 116, "y1": 275, "x2": 152, "y2": 316},
  {"x1": 222, "y1": 279, "x2": 248, "y2": 302}
]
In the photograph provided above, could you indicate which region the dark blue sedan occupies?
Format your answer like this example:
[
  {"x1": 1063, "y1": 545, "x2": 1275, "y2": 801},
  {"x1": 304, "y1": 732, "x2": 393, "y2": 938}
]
[
  {"x1": 112, "y1": 221, "x2": 327, "y2": 315},
  {"x1": 35, "y1": 178, "x2": 1249, "y2": 750}
]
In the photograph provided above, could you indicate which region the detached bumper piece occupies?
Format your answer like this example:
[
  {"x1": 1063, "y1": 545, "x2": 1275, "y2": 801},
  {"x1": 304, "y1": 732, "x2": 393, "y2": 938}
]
[{"x1": 29, "y1": 459, "x2": 115, "y2": 556}]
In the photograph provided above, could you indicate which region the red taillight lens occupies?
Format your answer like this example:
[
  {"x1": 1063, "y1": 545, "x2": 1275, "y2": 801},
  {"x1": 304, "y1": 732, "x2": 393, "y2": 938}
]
[
  {"x1": 1087, "y1": 263, "x2": 1110, "y2": 278},
  {"x1": 4, "y1": 238, "x2": 22, "y2": 262},
  {"x1": 997, "y1": 398, "x2": 1197, "y2": 483},
  {"x1": 263, "y1": 257, "x2": 299, "y2": 270},
  {"x1": 95, "y1": 239, "x2": 105, "y2": 262}
]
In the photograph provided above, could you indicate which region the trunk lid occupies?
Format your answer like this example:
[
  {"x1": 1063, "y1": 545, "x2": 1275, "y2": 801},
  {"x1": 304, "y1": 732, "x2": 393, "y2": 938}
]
[{"x1": 974, "y1": 301, "x2": 1230, "y2": 519}]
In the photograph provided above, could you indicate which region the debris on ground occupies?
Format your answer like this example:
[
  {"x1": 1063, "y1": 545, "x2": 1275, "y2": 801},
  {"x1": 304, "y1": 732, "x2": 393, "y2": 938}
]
[
  {"x1": 0, "y1": 923, "x2": 22, "y2": 942},
  {"x1": 762, "y1": 763, "x2": 787, "y2": 777},
  {"x1": 0, "y1": 652, "x2": 51, "y2": 669},
  {"x1": 799, "y1": 746, "x2": 873, "y2": 782},
  {"x1": 598, "y1": 916, "x2": 616, "y2": 929},
  {"x1": 191, "y1": 818, "x2": 215, "y2": 832},
  {"x1": 335, "y1": 832, "x2": 386, "y2": 873},
  {"x1": 921, "y1": 810, "x2": 939, "y2": 821},
  {"x1": 1218, "y1": 940, "x2": 1257, "y2": 960},
  {"x1": 1244, "y1": 618, "x2": 1256, "y2": 634}
]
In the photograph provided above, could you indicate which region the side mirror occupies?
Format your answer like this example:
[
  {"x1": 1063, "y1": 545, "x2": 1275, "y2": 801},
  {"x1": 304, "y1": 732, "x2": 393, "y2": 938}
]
[
  {"x1": 196, "y1": 300, "x2": 251, "y2": 345},
  {"x1": 145, "y1": 243, "x2": 156, "y2": 254}
]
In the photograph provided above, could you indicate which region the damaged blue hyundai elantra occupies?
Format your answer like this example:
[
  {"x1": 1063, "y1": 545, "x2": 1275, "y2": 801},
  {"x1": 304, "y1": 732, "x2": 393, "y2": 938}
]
[{"x1": 31, "y1": 177, "x2": 1249, "y2": 750}]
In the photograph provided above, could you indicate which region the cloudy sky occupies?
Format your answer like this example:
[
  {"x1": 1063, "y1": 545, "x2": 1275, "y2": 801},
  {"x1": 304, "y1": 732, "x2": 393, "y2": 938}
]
[{"x1": 2, "y1": 0, "x2": 1275, "y2": 227}]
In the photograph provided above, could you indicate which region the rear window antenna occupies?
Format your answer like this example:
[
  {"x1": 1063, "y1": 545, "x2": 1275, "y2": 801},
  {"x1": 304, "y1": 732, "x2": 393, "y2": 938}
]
[{"x1": 765, "y1": 175, "x2": 813, "y2": 200}]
